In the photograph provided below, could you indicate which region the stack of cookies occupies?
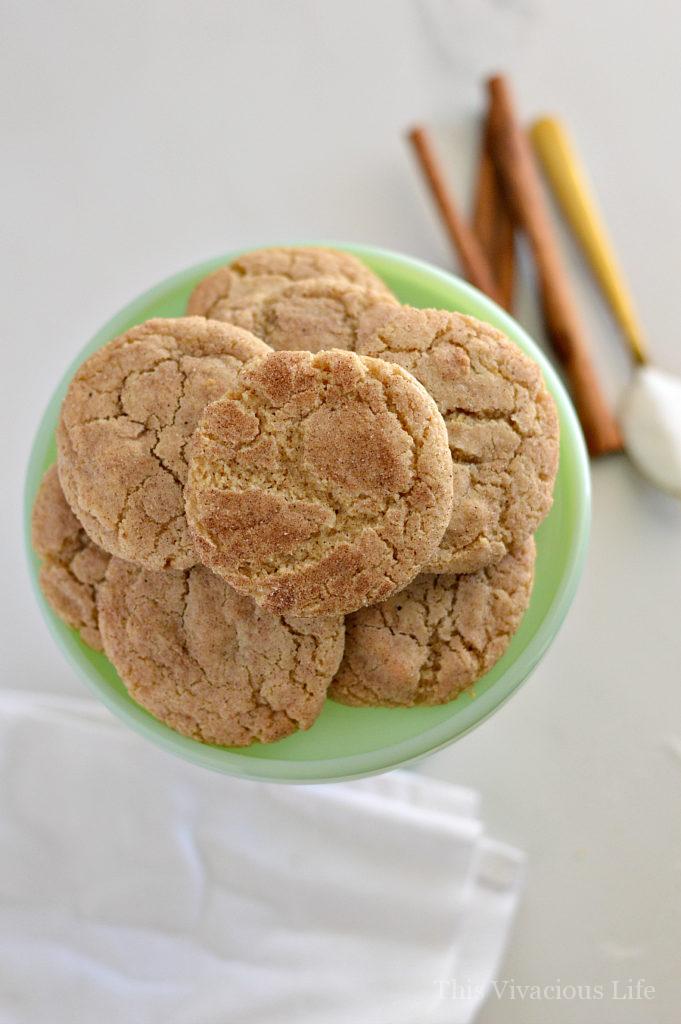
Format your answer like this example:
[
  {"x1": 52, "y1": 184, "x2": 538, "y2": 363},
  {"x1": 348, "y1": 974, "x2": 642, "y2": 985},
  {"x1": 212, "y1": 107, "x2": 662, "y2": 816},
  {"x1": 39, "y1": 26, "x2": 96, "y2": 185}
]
[{"x1": 32, "y1": 247, "x2": 559, "y2": 747}]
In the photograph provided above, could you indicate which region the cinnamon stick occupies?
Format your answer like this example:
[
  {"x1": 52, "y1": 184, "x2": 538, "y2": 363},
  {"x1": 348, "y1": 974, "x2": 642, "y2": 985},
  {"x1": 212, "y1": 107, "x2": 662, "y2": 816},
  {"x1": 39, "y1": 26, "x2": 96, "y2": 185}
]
[
  {"x1": 485, "y1": 75, "x2": 623, "y2": 456},
  {"x1": 408, "y1": 125, "x2": 501, "y2": 303},
  {"x1": 473, "y1": 114, "x2": 516, "y2": 312}
]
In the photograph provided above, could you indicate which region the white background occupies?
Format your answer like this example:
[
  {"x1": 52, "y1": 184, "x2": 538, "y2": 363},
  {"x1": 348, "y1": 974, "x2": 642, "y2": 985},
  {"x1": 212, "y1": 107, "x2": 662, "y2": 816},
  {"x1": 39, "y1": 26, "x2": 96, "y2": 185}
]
[{"x1": 2, "y1": 1, "x2": 681, "y2": 1021}]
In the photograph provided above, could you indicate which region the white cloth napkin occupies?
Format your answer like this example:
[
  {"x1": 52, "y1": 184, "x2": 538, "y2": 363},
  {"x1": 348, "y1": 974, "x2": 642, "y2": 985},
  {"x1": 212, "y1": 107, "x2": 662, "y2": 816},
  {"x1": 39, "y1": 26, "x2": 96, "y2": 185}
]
[{"x1": 0, "y1": 691, "x2": 524, "y2": 1024}]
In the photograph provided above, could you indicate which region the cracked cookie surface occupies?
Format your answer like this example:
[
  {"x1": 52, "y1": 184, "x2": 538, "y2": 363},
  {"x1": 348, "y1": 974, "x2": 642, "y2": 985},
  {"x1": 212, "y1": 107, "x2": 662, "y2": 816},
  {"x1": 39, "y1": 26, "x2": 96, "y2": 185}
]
[
  {"x1": 330, "y1": 537, "x2": 535, "y2": 707},
  {"x1": 185, "y1": 348, "x2": 454, "y2": 617},
  {"x1": 56, "y1": 317, "x2": 271, "y2": 571},
  {"x1": 31, "y1": 466, "x2": 110, "y2": 650},
  {"x1": 98, "y1": 558, "x2": 345, "y2": 746},
  {"x1": 186, "y1": 246, "x2": 393, "y2": 323},
  {"x1": 204, "y1": 277, "x2": 400, "y2": 351},
  {"x1": 354, "y1": 305, "x2": 559, "y2": 573}
]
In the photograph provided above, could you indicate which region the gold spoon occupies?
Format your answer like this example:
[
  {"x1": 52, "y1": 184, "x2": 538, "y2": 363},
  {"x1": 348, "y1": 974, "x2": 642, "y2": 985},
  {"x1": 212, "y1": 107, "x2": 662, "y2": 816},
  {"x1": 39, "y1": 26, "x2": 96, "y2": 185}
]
[{"x1": 531, "y1": 117, "x2": 681, "y2": 496}]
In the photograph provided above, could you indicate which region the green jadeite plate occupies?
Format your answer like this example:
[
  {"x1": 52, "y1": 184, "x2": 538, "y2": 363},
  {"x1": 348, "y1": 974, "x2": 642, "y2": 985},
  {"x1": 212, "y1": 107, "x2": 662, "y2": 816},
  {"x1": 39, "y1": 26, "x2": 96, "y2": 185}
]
[{"x1": 24, "y1": 244, "x2": 591, "y2": 782}]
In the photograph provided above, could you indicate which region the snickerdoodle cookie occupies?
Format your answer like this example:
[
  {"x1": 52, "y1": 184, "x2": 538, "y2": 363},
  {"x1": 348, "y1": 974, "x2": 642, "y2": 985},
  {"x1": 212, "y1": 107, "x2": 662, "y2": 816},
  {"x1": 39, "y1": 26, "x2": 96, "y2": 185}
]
[
  {"x1": 186, "y1": 246, "x2": 393, "y2": 323},
  {"x1": 330, "y1": 537, "x2": 535, "y2": 707},
  {"x1": 98, "y1": 559, "x2": 345, "y2": 746},
  {"x1": 185, "y1": 348, "x2": 454, "y2": 617},
  {"x1": 57, "y1": 317, "x2": 271, "y2": 571},
  {"x1": 204, "y1": 277, "x2": 399, "y2": 350},
  {"x1": 354, "y1": 305, "x2": 559, "y2": 573},
  {"x1": 31, "y1": 465, "x2": 110, "y2": 650}
]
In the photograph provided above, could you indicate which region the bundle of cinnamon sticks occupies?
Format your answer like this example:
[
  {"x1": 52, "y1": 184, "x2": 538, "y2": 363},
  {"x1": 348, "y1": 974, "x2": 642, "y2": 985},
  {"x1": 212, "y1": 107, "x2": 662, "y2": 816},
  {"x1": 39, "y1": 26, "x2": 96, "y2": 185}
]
[{"x1": 408, "y1": 75, "x2": 622, "y2": 457}]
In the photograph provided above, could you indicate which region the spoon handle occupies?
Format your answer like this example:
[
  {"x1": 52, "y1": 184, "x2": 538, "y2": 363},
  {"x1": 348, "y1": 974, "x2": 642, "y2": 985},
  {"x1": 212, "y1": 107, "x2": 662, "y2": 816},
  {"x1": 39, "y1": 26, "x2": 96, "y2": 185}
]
[{"x1": 530, "y1": 117, "x2": 648, "y2": 365}]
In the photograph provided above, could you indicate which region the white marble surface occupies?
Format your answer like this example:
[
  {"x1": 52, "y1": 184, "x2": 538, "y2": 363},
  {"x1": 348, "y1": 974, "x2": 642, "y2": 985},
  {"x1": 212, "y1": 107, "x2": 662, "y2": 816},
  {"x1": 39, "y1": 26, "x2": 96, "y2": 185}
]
[{"x1": 2, "y1": 1, "x2": 681, "y2": 1020}]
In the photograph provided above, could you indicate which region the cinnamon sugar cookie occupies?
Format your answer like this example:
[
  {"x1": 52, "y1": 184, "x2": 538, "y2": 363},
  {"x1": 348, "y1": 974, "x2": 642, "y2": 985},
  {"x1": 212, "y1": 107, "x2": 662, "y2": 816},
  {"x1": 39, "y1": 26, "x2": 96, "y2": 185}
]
[
  {"x1": 186, "y1": 246, "x2": 393, "y2": 323},
  {"x1": 98, "y1": 559, "x2": 345, "y2": 746},
  {"x1": 355, "y1": 305, "x2": 559, "y2": 573},
  {"x1": 57, "y1": 317, "x2": 271, "y2": 571},
  {"x1": 330, "y1": 538, "x2": 535, "y2": 707},
  {"x1": 206, "y1": 277, "x2": 399, "y2": 351},
  {"x1": 31, "y1": 466, "x2": 110, "y2": 650},
  {"x1": 185, "y1": 348, "x2": 454, "y2": 617}
]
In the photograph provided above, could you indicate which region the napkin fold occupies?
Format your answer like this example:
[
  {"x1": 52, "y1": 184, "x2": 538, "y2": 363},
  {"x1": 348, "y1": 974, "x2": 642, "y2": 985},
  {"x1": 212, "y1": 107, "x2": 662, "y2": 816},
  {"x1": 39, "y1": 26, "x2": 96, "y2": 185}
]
[{"x1": 0, "y1": 692, "x2": 524, "y2": 1024}]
